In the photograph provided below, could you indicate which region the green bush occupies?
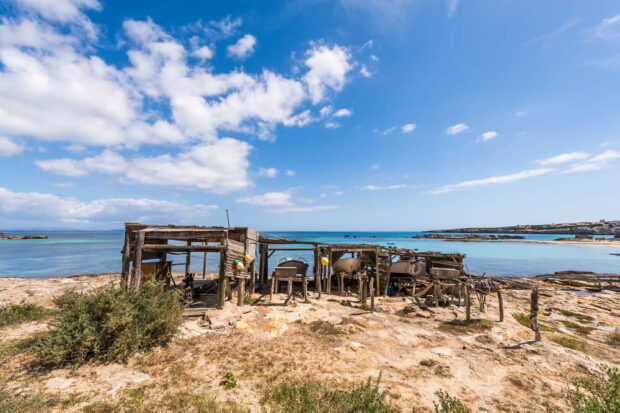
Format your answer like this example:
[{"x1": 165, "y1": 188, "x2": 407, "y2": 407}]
[
  {"x1": 570, "y1": 365, "x2": 619, "y2": 413},
  {"x1": 28, "y1": 282, "x2": 185, "y2": 368},
  {"x1": 221, "y1": 372, "x2": 237, "y2": 389},
  {"x1": 263, "y1": 376, "x2": 398, "y2": 413},
  {"x1": 0, "y1": 303, "x2": 55, "y2": 327},
  {"x1": 433, "y1": 390, "x2": 471, "y2": 413}
]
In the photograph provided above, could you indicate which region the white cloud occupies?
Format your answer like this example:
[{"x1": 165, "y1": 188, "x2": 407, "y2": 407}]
[
  {"x1": 594, "y1": 13, "x2": 620, "y2": 39},
  {"x1": 237, "y1": 190, "x2": 337, "y2": 213},
  {"x1": 320, "y1": 193, "x2": 327, "y2": 198},
  {"x1": 515, "y1": 110, "x2": 527, "y2": 117},
  {"x1": 325, "y1": 121, "x2": 341, "y2": 129},
  {"x1": 370, "y1": 54, "x2": 379, "y2": 62},
  {"x1": 447, "y1": 0, "x2": 459, "y2": 18},
  {"x1": 319, "y1": 105, "x2": 333, "y2": 117},
  {"x1": 382, "y1": 126, "x2": 396, "y2": 135},
  {"x1": 303, "y1": 44, "x2": 353, "y2": 103},
  {"x1": 333, "y1": 191, "x2": 343, "y2": 195},
  {"x1": 565, "y1": 150, "x2": 620, "y2": 173},
  {"x1": 360, "y1": 64, "x2": 372, "y2": 78},
  {"x1": 191, "y1": 45, "x2": 214, "y2": 60},
  {"x1": 0, "y1": 186, "x2": 217, "y2": 227},
  {"x1": 333, "y1": 108, "x2": 352, "y2": 118},
  {"x1": 402, "y1": 123, "x2": 416, "y2": 133},
  {"x1": 431, "y1": 168, "x2": 552, "y2": 194},
  {"x1": 226, "y1": 34, "x2": 256, "y2": 59},
  {"x1": 15, "y1": 0, "x2": 101, "y2": 38},
  {"x1": 258, "y1": 167, "x2": 278, "y2": 178},
  {"x1": 35, "y1": 150, "x2": 128, "y2": 176},
  {"x1": 285, "y1": 169, "x2": 296, "y2": 176},
  {"x1": 539, "y1": 151, "x2": 589, "y2": 166},
  {"x1": 37, "y1": 139, "x2": 253, "y2": 194},
  {"x1": 445, "y1": 123, "x2": 469, "y2": 135},
  {"x1": 359, "y1": 184, "x2": 407, "y2": 191},
  {"x1": 0, "y1": 137, "x2": 25, "y2": 157},
  {"x1": 479, "y1": 131, "x2": 498, "y2": 141}
]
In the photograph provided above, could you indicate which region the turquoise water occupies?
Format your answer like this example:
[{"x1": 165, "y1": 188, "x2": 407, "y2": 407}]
[{"x1": 0, "y1": 230, "x2": 618, "y2": 278}]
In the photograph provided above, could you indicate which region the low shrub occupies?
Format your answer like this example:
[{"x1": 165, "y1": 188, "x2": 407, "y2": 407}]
[
  {"x1": 27, "y1": 282, "x2": 185, "y2": 368},
  {"x1": 263, "y1": 376, "x2": 398, "y2": 413},
  {"x1": 0, "y1": 382, "x2": 60, "y2": 412},
  {"x1": 432, "y1": 390, "x2": 471, "y2": 413},
  {"x1": 439, "y1": 319, "x2": 492, "y2": 334},
  {"x1": 221, "y1": 372, "x2": 237, "y2": 389},
  {"x1": 512, "y1": 313, "x2": 557, "y2": 332},
  {"x1": 0, "y1": 303, "x2": 55, "y2": 327},
  {"x1": 570, "y1": 364, "x2": 619, "y2": 413},
  {"x1": 559, "y1": 320, "x2": 594, "y2": 335},
  {"x1": 606, "y1": 331, "x2": 620, "y2": 348},
  {"x1": 559, "y1": 310, "x2": 594, "y2": 324},
  {"x1": 549, "y1": 335, "x2": 588, "y2": 353}
]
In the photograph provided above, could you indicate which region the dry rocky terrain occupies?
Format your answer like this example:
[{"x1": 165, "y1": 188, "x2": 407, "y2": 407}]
[{"x1": 0, "y1": 273, "x2": 618, "y2": 412}]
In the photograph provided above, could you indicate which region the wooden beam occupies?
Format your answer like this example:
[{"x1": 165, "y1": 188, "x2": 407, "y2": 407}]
[
  {"x1": 131, "y1": 231, "x2": 145, "y2": 290},
  {"x1": 185, "y1": 240, "x2": 191, "y2": 274},
  {"x1": 142, "y1": 244, "x2": 225, "y2": 252},
  {"x1": 217, "y1": 251, "x2": 226, "y2": 309},
  {"x1": 120, "y1": 229, "x2": 131, "y2": 290}
]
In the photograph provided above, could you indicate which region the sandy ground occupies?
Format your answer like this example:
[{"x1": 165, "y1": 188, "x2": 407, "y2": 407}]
[{"x1": 1, "y1": 273, "x2": 619, "y2": 412}]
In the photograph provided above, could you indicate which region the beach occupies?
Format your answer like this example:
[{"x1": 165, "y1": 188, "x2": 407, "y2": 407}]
[{"x1": 1, "y1": 272, "x2": 618, "y2": 412}]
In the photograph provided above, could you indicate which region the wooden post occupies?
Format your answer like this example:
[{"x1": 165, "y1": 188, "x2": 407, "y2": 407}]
[
  {"x1": 217, "y1": 251, "x2": 226, "y2": 309},
  {"x1": 327, "y1": 249, "x2": 332, "y2": 294},
  {"x1": 270, "y1": 275, "x2": 274, "y2": 301},
  {"x1": 202, "y1": 243, "x2": 208, "y2": 280},
  {"x1": 121, "y1": 229, "x2": 131, "y2": 290},
  {"x1": 530, "y1": 286, "x2": 541, "y2": 342},
  {"x1": 249, "y1": 261, "x2": 256, "y2": 294},
  {"x1": 457, "y1": 282, "x2": 462, "y2": 307},
  {"x1": 287, "y1": 278, "x2": 293, "y2": 303},
  {"x1": 237, "y1": 277, "x2": 245, "y2": 306},
  {"x1": 369, "y1": 277, "x2": 375, "y2": 311},
  {"x1": 339, "y1": 273, "x2": 345, "y2": 295},
  {"x1": 497, "y1": 289, "x2": 504, "y2": 322},
  {"x1": 226, "y1": 277, "x2": 232, "y2": 301},
  {"x1": 434, "y1": 282, "x2": 440, "y2": 308},
  {"x1": 185, "y1": 240, "x2": 191, "y2": 274},
  {"x1": 375, "y1": 249, "x2": 380, "y2": 296},
  {"x1": 131, "y1": 231, "x2": 145, "y2": 290},
  {"x1": 303, "y1": 276, "x2": 308, "y2": 301},
  {"x1": 465, "y1": 284, "x2": 471, "y2": 322}
]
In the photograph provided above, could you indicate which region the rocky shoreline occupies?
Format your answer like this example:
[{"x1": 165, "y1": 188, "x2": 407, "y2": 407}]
[
  {"x1": 0, "y1": 233, "x2": 48, "y2": 240},
  {"x1": 412, "y1": 234, "x2": 524, "y2": 241},
  {"x1": 431, "y1": 220, "x2": 620, "y2": 235}
]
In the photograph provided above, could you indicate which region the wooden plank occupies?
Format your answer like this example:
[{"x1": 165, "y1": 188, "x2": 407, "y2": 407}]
[
  {"x1": 142, "y1": 244, "x2": 225, "y2": 252},
  {"x1": 121, "y1": 229, "x2": 131, "y2": 290},
  {"x1": 217, "y1": 251, "x2": 226, "y2": 309}
]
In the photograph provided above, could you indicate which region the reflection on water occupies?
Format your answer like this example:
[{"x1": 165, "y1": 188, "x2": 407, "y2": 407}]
[{"x1": 0, "y1": 230, "x2": 618, "y2": 278}]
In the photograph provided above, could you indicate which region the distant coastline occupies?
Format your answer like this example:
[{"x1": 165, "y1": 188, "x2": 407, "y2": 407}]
[
  {"x1": 430, "y1": 220, "x2": 620, "y2": 236},
  {"x1": 0, "y1": 232, "x2": 48, "y2": 240}
]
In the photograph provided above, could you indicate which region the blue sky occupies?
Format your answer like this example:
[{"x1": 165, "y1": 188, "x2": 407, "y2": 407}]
[{"x1": 1, "y1": 0, "x2": 620, "y2": 230}]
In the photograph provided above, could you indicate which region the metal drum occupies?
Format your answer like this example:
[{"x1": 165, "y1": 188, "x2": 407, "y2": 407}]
[
  {"x1": 332, "y1": 257, "x2": 361, "y2": 274},
  {"x1": 390, "y1": 260, "x2": 426, "y2": 276}
]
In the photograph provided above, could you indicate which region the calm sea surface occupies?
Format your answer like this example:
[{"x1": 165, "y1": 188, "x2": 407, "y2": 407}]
[{"x1": 0, "y1": 230, "x2": 618, "y2": 278}]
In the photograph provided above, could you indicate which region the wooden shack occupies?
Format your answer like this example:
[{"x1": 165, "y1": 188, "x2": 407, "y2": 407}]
[{"x1": 121, "y1": 223, "x2": 257, "y2": 309}]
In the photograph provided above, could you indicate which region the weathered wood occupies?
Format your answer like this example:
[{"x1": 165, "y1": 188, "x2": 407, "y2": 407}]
[
  {"x1": 497, "y1": 289, "x2": 504, "y2": 322},
  {"x1": 226, "y1": 277, "x2": 232, "y2": 302},
  {"x1": 465, "y1": 284, "x2": 471, "y2": 322},
  {"x1": 530, "y1": 286, "x2": 541, "y2": 341},
  {"x1": 131, "y1": 231, "x2": 145, "y2": 290},
  {"x1": 237, "y1": 277, "x2": 245, "y2": 306},
  {"x1": 327, "y1": 249, "x2": 332, "y2": 294},
  {"x1": 217, "y1": 251, "x2": 226, "y2": 309},
  {"x1": 121, "y1": 229, "x2": 131, "y2": 290},
  {"x1": 185, "y1": 240, "x2": 191, "y2": 274},
  {"x1": 303, "y1": 276, "x2": 308, "y2": 301},
  {"x1": 202, "y1": 243, "x2": 208, "y2": 280},
  {"x1": 142, "y1": 244, "x2": 225, "y2": 252},
  {"x1": 369, "y1": 277, "x2": 375, "y2": 311},
  {"x1": 249, "y1": 260, "x2": 256, "y2": 294}
]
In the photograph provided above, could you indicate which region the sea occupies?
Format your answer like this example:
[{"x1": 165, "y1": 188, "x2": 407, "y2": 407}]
[{"x1": 0, "y1": 230, "x2": 618, "y2": 278}]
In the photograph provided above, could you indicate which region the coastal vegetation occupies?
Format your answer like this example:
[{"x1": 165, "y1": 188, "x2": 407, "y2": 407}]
[
  {"x1": 570, "y1": 364, "x2": 619, "y2": 413},
  {"x1": 26, "y1": 282, "x2": 184, "y2": 368},
  {"x1": 439, "y1": 319, "x2": 493, "y2": 334},
  {"x1": 512, "y1": 312, "x2": 557, "y2": 332},
  {"x1": 0, "y1": 303, "x2": 55, "y2": 327}
]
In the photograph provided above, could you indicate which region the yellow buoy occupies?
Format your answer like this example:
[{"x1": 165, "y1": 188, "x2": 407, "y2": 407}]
[
  {"x1": 244, "y1": 253, "x2": 251, "y2": 261},
  {"x1": 235, "y1": 261, "x2": 245, "y2": 270},
  {"x1": 321, "y1": 257, "x2": 329, "y2": 266}
]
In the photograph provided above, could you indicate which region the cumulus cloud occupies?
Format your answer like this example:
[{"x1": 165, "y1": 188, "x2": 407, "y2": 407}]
[
  {"x1": 479, "y1": 131, "x2": 498, "y2": 141},
  {"x1": 303, "y1": 44, "x2": 353, "y2": 103},
  {"x1": 564, "y1": 150, "x2": 620, "y2": 173},
  {"x1": 445, "y1": 123, "x2": 469, "y2": 135},
  {"x1": 237, "y1": 190, "x2": 337, "y2": 213},
  {"x1": 325, "y1": 121, "x2": 341, "y2": 129},
  {"x1": 258, "y1": 167, "x2": 278, "y2": 178},
  {"x1": 36, "y1": 139, "x2": 253, "y2": 193},
  {"x1": 431, "y1": 168, "x2": 552, "y2": 194},
  {"x1": 402, "y1": 123, "x2": 416, "y2": 133},
  {"x1": 359, "y1": 184, "x2": 407, "y2": 190},
  {"x1": 333, "y1": 108, "x2": 352, "y2": 118},
  {"x1": 539, "y1": 151, "x2": 589, "y2": 166},
  {"x1": 0, "y1": 137, "x2": 25, "y2": 157},
  {"x1": 0, "y1": 186, "x2": 217, "y2": 227},
  {"x1": 0, "y1": 7, "x2": 358, "y2": 195},
  {"x1": 226, "y1": 34, "x2": 256, "y2": 59},
  {"x1": 360, "y1": 64, "x2": 372, "y2": 78}
]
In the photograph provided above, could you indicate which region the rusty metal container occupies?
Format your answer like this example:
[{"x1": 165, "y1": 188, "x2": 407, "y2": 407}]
[{"x1": 332, "y1": 257, "x2": 361, "y2": 274}]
